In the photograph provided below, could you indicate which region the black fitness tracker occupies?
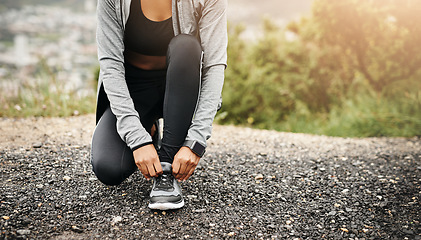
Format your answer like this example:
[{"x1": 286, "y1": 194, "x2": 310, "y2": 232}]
[{"x1": 183, "y1": 140, "x2": 206, "y2": 157}]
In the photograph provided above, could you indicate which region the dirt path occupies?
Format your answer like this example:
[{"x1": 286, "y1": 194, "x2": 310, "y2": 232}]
[{"x1": 1, "y1": 115, "x2": 420, "y2": 239}]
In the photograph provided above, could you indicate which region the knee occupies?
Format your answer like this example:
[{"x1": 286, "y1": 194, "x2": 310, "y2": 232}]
[
  {"x1": 91, "y1": 154, "x2": 124, "y2": 186},
  {"x1": 168, "y1": 34, "x2": 202, "y2": 60}
]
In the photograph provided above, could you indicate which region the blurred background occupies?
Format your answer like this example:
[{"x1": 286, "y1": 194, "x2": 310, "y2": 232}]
[{"x1": 0, "y1": 0, "x2": 420, "y2": 137}]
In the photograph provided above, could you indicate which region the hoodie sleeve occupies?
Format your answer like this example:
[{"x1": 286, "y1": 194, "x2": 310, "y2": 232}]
[
  {"x1": 96, "y1": 0, "x2": 152, "y2": 150},
  {"x1": 185, "y1": 0, "x2": 228, "y2": 148}
]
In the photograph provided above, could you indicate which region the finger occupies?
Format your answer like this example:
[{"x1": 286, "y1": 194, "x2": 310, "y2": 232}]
[
  {"x1": 181, "y1": 162, "x2": 194, "y2": 180},
  {"x1": 172, "y1": 159, "x2": 181, "y2": 176},
  {"x1": 146, "y1": 163, "x2": 157, "y2": 178},
  {"x1": 183, "y1": 165, "x2": 196, "y2": 181},
  {"x1": 177, "y1": 162, "x2": 188, "y2": 180},
  {"x1": 138, "y1": 163, "x2": 150, "y2": 180},
  {"x1": 154, "y1": 160, "x2": 163, "y2": 175}
]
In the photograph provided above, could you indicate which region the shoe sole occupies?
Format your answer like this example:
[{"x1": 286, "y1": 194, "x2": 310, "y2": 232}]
[{"x1": 148, "y1": 200, "x2": 185, "y2": 210}]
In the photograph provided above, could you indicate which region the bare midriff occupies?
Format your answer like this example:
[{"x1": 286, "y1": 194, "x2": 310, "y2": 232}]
[{"x1": 124, "y1": 49, "x2": 167, "y2": 70}]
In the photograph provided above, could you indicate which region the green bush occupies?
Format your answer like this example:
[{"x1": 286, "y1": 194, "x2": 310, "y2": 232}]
[
  {"x1": 218, "y1": 0, "x2": 421, "y2": 137},
  {"x1": 218, "y1": 23, "x2": 296, "y2": 128}
]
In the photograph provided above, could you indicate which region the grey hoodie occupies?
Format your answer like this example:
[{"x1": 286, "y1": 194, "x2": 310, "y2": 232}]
[{"x1": 96, "y1": 0, "x2": 227, "y2": 150}]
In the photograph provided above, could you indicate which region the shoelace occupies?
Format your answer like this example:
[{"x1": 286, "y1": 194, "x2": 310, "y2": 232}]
[{"x1": 155, "y1": 173, "x2": 174, "y2": 190}]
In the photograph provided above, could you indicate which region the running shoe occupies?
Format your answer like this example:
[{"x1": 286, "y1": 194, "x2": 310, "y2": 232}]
[{"x1": 148, "y1": 162, "x2": 184, "y2": 210}]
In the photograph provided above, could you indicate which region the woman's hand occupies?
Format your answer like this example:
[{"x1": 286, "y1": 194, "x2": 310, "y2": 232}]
[
  {"x1": 133, "y1": 144, "x2": 163, "y2": 180},
  {"x1": 172, "y1": 147, "x2": 201, "y2": 181}
]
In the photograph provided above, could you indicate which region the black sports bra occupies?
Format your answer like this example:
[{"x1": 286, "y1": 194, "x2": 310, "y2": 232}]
[{"x1": 124, "y1": 0, "x2": 174, "y2": 56}]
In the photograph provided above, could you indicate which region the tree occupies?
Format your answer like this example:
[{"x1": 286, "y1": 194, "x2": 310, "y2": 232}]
[{"x1": 310, "y1": 0, "x2": 421, "y2": 93}]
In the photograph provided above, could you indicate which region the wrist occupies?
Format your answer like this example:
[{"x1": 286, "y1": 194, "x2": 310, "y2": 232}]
[
  {"x1": 182, "y1": 140, "x2": 206, "y2": 157},
  {"x1": 132, "y1": 141, "x2": 153, "y2": 152}
]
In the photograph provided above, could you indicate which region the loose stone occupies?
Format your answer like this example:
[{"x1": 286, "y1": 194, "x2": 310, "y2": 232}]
[
  {"x1": 17, "y1": 229, "x2": 31, "y2": 235},
  {"x1": 255, "y1": 174, "x2": 264, "y2": 180},
  {"x1": 112, "y1": 216, "x2": 122, "y2": 224},
  {"x1": 71, "y1": 225, "x2": 83, "y2": 233}
]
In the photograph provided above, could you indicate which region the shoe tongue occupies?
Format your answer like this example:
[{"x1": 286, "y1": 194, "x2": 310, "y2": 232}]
[{"x1": 160, "y1": 162, "x2": 172, "y2": 174}]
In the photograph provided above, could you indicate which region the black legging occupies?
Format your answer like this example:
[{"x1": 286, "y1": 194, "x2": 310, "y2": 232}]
[{"x1": 91, "y1": 34, "x2": 202, "y2": 186}]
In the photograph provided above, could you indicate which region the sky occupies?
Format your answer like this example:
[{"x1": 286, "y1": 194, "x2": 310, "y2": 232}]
[{"x1": 227, "y1": 0, "x2": 313, "y2": 39}]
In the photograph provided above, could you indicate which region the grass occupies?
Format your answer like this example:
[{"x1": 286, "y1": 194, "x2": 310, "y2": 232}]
[
  {"x1": 0, "y1": 65, "x2": 96, "y2": 118},
  {"x1": 269, "y1": 94, "x2": 421, "y2": 138},
  {"x1": 216, "y1": 92, "x2": 421, "y2": 138}
]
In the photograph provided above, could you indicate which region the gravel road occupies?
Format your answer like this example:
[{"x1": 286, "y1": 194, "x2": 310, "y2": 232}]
[{"x1": 1, "y1": 115, "x2": 420, "y2": 239}]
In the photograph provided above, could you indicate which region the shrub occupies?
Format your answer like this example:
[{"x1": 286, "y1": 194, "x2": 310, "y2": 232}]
[{"x1": 217, "y1": 0, "x2": 421, "y2": 137}]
